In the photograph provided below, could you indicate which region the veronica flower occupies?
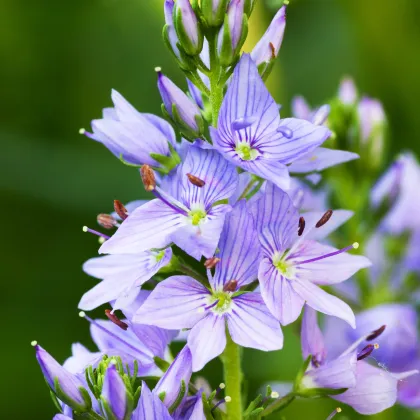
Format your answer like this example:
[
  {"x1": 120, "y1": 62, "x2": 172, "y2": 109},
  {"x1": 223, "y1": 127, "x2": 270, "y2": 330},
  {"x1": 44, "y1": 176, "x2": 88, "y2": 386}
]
[
  {"x1": 134, "y1": 201, "x2": 284, "y2": 371},
  {"x1": 79, "y1": 248, "x2": 172, "y2": 312},
  {"x1": 82, "y1": 90, "x2": 177, "y2": 168},
  {"x1": 100, "y1": 146, "x2": 238, "y2": 260},
  {"x1": 210, "y1": 54, "x2": 331, "y2": 190},
  {"x1": 300, "y1": 307, "x2": 418, "y2": 415},
  {"x1": 371, "y1": 152, "x2": 420, "y2": 234},
  {"x1": 338, "y1": 77, "x2": 357, "y2": 105},
  {"x1": 289, "y1": 96, "x2": 359, "y2": 174},
  {"x1": 252, "y1": 183, "x2": 371, "y2": 326}
]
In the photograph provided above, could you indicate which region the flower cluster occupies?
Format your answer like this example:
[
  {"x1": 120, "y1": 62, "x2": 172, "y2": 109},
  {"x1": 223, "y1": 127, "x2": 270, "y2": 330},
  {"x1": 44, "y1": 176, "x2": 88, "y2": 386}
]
[{"x1": 34, "y1": 1, "x2": 420, "y2": 419}]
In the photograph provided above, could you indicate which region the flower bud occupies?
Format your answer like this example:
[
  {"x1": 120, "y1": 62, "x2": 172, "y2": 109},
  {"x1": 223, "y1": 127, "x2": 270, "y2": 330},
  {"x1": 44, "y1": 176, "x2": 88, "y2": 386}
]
[
  {"x1": 251, "y1": 6, "x2": 286, "y2": 67},
  {"x1": 218, "y1": 0, "x2": 248, "y2": 67},
  {"x1": 100, "y1": 363, "x2": 128, "y2": 420},
  {"x1": 244, "y1": 0, "x2": 257, "y2": 16},
  {"x1": 357, "y1": 97, "x2": 386, "y2": 169},
  {"x1": 201, "y1": 0, "x2": 229, "y2": 27},
  {"x1": 174, "y1": 0, "x2": 204, "y2": 56},
  {"x1": 34, "y1": 344, "x2": 92, "y2": 412},
  {"x1": 157, "y1": 70, "x2": 204, "y2": 138},
  {"x1": 338, "y1": 77, "x2": 357, "y2": 105}
]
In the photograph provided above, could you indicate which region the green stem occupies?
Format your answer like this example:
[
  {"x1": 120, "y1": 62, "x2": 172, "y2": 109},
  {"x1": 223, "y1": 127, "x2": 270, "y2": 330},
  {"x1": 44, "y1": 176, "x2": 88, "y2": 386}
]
[
  {"x1": 177, "y1": 262, "x2": 208, "y2": 286},
  {"x1": 208, "y1": 30, "x2": 223, "y2": 126},
  {"x1": 260, "y1": 393, "x2": 296, "y2": 417},
  {"x1": 221, "y1": 332, "x2": 243, "y2": 420},
  {"x1": 80, "y1": 411, "x2": 104, "y2": 420}
]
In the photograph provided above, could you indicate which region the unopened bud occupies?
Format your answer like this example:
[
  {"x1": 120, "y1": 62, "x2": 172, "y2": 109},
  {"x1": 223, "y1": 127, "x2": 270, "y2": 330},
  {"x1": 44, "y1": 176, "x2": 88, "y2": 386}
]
[
  {"x1": 101, "y1": 364, "x2": 128, "y2": 420},
  {"x1": 338, "y1": 77, "x2": 357, "y2": 105},
  {"x1": 244, "y1": 0, "x2": 257, "y2": 16},
  {"x1": 114, "y1": 200, "x2": 128, "y2": 221},
  {"x1": 223, "y1": 279, "x2": 238, "y2": 292},
  {"x1": 140, "y1": 165, "x2": 156, "y2": 192},
  {"x1": 187, "y1": 173, "x2": 206, "y2": 187},
  {"x1": 174, "y1": 0, "x2": 204, "y2": 56},
  {"x1": 201, "y1": 0, "x2": 229, "y2": 27},
  {"x1": 316, "y1": 209, "x2": 333, "y2": 228},
  {"x1": 204, "y1": 257, "x2": 221, "y2": 269},
  {"x1": 105, "y1": 309, "x2": 128, "y2": 331},
  {"x1": 97, "y1": 214, "x2": 117, "y2": 229}
]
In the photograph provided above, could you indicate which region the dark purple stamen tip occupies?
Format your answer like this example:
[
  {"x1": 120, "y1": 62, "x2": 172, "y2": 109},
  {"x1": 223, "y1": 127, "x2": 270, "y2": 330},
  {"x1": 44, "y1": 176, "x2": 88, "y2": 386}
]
[
  {"x1": 298, "y1": 216, "x2": 306, "y2": 236},
  {"x1": 316, "y1": 209, "x2": 333, "y2": 228},
  {"x1": 276, "y1": 126, "x2": 293, "y2": 139},
  {"x1": 357, "y1": 343, "x2": 378, "y2": 361},
  {"x1": 366, "y1": 325, "x2": 386, "y2": 341}
]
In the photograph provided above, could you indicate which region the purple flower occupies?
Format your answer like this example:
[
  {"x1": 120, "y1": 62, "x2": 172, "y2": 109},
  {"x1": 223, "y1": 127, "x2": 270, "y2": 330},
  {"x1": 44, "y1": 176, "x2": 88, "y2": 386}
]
[
  {"x1": 174, "y1": 0, "x2": 203, "y2": 56},
  {"x1": 63, "y1": 343, "x2": 101, "y2": 375},
  {"x1": 154, "y1": 345, "x2": 193, "y2": 409},
  {"x1": 79, "y1": 248, "x2": 172, "y2": 311},
  {"x1": 34, "y1": 344, "x2": 91, "y2": 412},
  {"x1": 338, "y1": 77, "x2": 357, "y2": 105},
  {"x1": 134, "y1": 201, "x2": 283, "y2": 371},
  {"x1": 100, "y1": 146, "x2": 238, "y2": 260},
  {"x1": 251, "y1": 6, "x2": 286, "y2": 66},
  {"x1": 53, "y1": 416, "x2": 73, "y2": 420},
  {"x1": 300, "y1": 307, "x2": 418, "y2": 415},
  {"x1": 220, "y1": 0, "x2": 246, "y2": 54},
  {"x1": 132, "y1": 382, "x2": 172, "y2": 420},
  {"x1": 371, "y1": 152, "x2": 420, "y2": 234},
  {"x1": 210, "y1": 54, "x2": 331, "y2": 190},
  {"x1": 83, "y1": 90, "x2": 177, "y2": 168},
  {"x1": 158, "y1": 71, "x2": 204, "y2": 137},
  {"x1": 252, "y1": 183, "x2": 371, "y2": 326},
  {"x1": 101, "y1": 363, "x2": 128, "y2": 420}
]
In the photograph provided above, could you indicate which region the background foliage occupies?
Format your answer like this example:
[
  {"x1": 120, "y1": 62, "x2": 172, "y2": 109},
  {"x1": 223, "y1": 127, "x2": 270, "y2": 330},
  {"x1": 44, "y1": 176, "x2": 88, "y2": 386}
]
[{"x1": 3, "y1": 0, "x2": 419, "y2": 418}]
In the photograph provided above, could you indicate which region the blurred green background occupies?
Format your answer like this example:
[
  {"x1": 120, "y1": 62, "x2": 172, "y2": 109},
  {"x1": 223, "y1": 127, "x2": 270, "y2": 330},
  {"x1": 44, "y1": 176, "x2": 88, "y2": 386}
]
[{"x1": 3, "y1": 0, "x2": 419, "y2": 418}]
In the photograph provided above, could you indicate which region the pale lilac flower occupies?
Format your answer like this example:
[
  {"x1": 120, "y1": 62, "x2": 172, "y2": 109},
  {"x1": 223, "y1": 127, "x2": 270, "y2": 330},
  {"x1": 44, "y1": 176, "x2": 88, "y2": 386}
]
[
  {"x1": 53, "y1": 415, "x2": 72, "y2": 420},
  {"x1": 100, "y1": 146, "x2": 238, "y2": 260},
  {"x1": 101, "y1": 363, "x2": 128, "y2": 420},
  {"x1": 358, "y1": 97, "x2": 385, "y2": 144},
  {"x1": 79, "y1": 248, "x2": 172, "y2": 311},
  {"x1": 134, "y1": 201, "x2": 283, "y2": 371},
  {"x1": 83, "y1": 90, "x2": 176, "y2": 167},
  {"x1": 252, "y1": 183, "x2": 371, "y2": 326},
  {"x1": 371, "y1": 152, "x2": 420, "y2": 234},
  {"x1": 300, "y1": 307, "x2": 418, "y2": 415},
  {"x1": 251, "y1": 6, "x2": 286, "y2": 66},
  {"x1": 211, "y1": 54, "x2": 331, "y2": 190},
  {"x1": 132, "y1": 382, "x2": 172, "y2": 420}
]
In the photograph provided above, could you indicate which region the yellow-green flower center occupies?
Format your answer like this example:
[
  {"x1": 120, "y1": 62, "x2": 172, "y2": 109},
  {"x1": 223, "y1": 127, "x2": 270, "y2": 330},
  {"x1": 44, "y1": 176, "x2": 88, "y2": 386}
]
[
  {"x1": 155, "y1": 250, "x2": 165, "y2": 262},
  {"x1": 273, "y1": 253, "x2": 295, "y2": 278},
  {"x1": 189, "y1": 209, "x2": 207, "y2": 226},
  {"x1": 235, "y1": 142, "x2": 259, "y2": 161},
  {"x1": 210, "y1": 291, "x2": 232, "y2": 314}
]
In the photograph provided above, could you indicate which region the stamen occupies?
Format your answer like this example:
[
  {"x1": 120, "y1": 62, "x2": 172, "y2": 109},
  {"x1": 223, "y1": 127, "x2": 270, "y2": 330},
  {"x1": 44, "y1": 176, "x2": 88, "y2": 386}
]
[
  {"x1": 31, "y1": 340, "x2": 38, "y2": 347},
  {"x1": 79, "y1": 311, "x2": 150, "y2": 359},
  {"x1": 204, "y1": 257, "x2": 221, "y2": 269},
  {"x1": 231, "y1": 116, "x2": 257, "y2": 131},
  {"x1": 154, "y1": 66, "x2": 162, "y2": 72},
  {"x1": 223, "y1": 279, "x2": 238, "y2": 293},
  {"x1": 79, "y1": 128, "x2": 86, "y2": 135},
  {"x1": 312, "y1": 355, "x2": 321, "y2": 368},
  {"x1": 105, "y1": 309, "x2": 128, "y2": 331},
  {"x1": 140, "y1": 165, "x2": 156, "y2": 191},
  {"x1": 114, "y1": 200, "x2": 129, "y2": 220},
  {"x1": 276, "y1": 126, "x2": 293, "y2": 139},
  {"x1": 326, "y1": 407, "x2": 342, "y2": 420},
  {"x1": 153, "y1": 186, "x2": 189, "y2": 216},
  {"x1": 211, "y1": 397, "x2": 231, "y2": 412},
  {"x1": 82, "y1": 226, "x2": 110, "y2": 240},
  {"x1": 296, "y1": 243, "x2": 359, "y2": 266},
  {"x1": 357, "y1": 343, "x2": 379, "y2": 361},
  {"x1": 298, "y1": 216, "x2": 306, "y2": 236},
  {"x1": 186, "y1": 173, "x2": 206, "y2": 187},
  {"x1": 269, "y1": 42, "x2": 276, "y2": 59},
  {"x1": 97, "y1": 214, "x2": 118, "y2": 229},
  {"x1": 366, "y1": 325, "x2": 386, "y2": 341},
  {"x1": 271, "y1": 392, "x2": 279, "y2": 399},
  {"x1": 316, "y1": 209, "x2": 333, "y2": 228}
]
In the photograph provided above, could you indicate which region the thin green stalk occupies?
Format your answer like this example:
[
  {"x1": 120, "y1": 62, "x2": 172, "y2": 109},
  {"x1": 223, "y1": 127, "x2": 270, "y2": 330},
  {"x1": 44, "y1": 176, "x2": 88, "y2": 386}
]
[
  {"x1": 221, "y1": 332, "x2": 243, "y2": 420},
  {"x1": 177, "y1": 263, "x2": 208, "y2": 286},
  {"x1": 81, "y1": 411, "x2": 104, "y2": 420},
  {"x1": 208, "y1": 31, "x2": 223, "y2": 126},
  {"x1": 260, "y1": 393, "x2": 295, "y2": 417}
]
